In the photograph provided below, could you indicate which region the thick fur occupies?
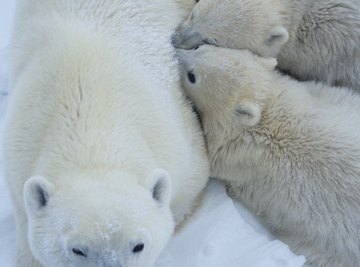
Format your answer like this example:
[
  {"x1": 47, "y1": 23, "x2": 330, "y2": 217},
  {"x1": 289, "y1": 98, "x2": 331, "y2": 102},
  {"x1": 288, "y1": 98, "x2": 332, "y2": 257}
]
[
  {"x1": 175, "y1": 0, "x2": 198, "y2": 13},
  {"x1": 177, "y1": 45, "x2": 360, "y2": 267},
  {"x1": 173, "y1": 0, "x2": 360, "y2": 89},
  {"x1": 2, "y1": 1, "x2": 209, "y2": 267}
]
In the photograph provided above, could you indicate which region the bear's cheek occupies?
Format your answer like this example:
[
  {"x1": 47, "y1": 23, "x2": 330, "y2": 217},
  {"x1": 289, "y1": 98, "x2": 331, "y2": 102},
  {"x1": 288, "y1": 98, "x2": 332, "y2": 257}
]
[{"x1": 28, "y1": 222, "x2": 65, "y2": 265}]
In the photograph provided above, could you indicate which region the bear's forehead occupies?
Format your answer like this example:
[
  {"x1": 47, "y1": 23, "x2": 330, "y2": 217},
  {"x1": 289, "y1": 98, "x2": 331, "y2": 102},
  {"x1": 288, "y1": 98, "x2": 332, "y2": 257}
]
[
  {"x1": 94, "y1": 217, "x2": 123, "y2": 241},
  {"x1": 74, "y1": 203, "x2": 148, "y2": 223},
  {"x1": 57, "y1": 185, "x2": 150, "y2": 210},
  {"x1": 61, "y1": 216, "x2": 151, "y2": 248},
  {"x1": 50, "y1": 195, "x2": 151, "y2": 231}
]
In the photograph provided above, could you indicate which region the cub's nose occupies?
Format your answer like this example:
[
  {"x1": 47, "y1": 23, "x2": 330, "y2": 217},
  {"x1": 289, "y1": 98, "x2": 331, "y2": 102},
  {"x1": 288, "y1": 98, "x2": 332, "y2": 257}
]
[
  {"x1": 171, "y1": 26, "x2": 203, "y2": 50},
  {"x1": 174, "y1": 49, "x2": 193, "y2": 74}
]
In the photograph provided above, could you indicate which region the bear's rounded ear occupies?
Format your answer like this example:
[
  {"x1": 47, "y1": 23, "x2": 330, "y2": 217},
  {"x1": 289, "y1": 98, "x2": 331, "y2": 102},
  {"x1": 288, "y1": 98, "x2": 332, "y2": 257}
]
[
  {"x1": 234, "y1": 102, "x2": 261, "y2": 126},
  {"x1": 23, "y1": 176, "x2": 54, "y2": 214},
  {"x1": 265, "y1": 26, "x2": 289, "y2": 52},
  {"x1": 146, "y1": 169, "x2": 172, "y2": 207}
]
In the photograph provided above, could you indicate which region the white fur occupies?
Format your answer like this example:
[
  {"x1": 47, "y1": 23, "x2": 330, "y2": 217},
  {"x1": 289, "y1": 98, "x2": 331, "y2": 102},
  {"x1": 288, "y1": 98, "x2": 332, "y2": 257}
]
[
  {"x1": 3, "y1": 1, "x2": 209, "y2": 266},
  {"x1": 173, "y1": 0, "x2": 360, "y2": 89},
  {"x1": 177, "y1": 45, "x2": 360, "y2": 267}
]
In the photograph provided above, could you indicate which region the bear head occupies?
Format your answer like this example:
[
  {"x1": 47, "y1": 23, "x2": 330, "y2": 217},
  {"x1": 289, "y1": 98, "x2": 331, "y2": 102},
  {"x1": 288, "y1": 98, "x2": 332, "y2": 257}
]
[
  {"x1": 23, "y1": 169, "x2": 174, "y2": 267},
  {"x1": 176, "y1": 45, "x2": 278, "y2": 127},
  {"x1": 172, "y1": 0, "x2": 289, "y2": 58}
]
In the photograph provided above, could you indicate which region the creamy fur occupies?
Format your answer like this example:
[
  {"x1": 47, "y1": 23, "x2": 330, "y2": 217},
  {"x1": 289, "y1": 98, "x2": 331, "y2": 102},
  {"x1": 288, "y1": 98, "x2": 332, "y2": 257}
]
[
  {"x1": 2, "y1": 1, "x2": 209, "y2": 267},
  {"x1": 177, "y1": 45, "x2": 360, "y2": 267},
  {"x1": 173, "y1": 0, "x2": 360, "y2": 89}
]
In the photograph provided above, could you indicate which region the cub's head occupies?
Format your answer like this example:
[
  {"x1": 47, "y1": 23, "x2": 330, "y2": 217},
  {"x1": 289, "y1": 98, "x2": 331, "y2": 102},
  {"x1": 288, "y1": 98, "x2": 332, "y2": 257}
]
[
  {"x1": 23, "y1": 169, "x2": 174, "y2": 267},
  {"x1": 172, "y1": 0, "x2": 289, "y2": 57},
  {"x1": 177, "y1": 45, "x2": 278, "y2": 127}
]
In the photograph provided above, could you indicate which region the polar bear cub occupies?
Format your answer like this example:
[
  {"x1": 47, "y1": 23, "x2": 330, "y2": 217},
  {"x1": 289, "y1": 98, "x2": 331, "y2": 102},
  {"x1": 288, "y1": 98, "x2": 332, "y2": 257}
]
[
  {"x1": 173, "y1": 0, "x2": 360, "y2": 89},
  {"x1": 3, "y1": 1, "x2": 209, "y2": 267},
  {"x1": 177, "y1": 45, "x2": 360, "y2": 267}
]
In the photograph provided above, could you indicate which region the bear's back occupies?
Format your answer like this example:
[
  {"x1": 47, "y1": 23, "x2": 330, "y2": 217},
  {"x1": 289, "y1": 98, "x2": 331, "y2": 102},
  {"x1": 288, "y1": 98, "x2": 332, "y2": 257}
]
[{"x1": 5, "y1": 0, "x2": 209, "y2": 223}]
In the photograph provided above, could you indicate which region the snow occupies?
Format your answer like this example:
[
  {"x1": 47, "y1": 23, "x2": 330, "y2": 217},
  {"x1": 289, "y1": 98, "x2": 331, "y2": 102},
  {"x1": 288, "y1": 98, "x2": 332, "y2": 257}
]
[
  {"x1": 156, "y1": 181, "x2": 305, "y2": 267},
  {"x1": 0, "y1": 1, "x2": 305, "y2": 266},
  {"x1": 0, "y1": 37, "x2": 14, "y2": 261},
  {"x1": 0, "y1": 1, "x2": 15, "y2": 50}
]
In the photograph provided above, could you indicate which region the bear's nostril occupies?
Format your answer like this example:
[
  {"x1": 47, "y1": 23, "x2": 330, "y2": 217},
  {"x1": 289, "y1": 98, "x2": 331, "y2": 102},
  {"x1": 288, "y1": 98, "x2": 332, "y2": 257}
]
[
  {"x1": 187, "y1": 72, "x2": 196, "y2": 84},
  {"x1": 132, "y1": 243, "x2": 145, "y2": 253},
  {"x1": 72, "y1": 248, "x2": 87, "y2": 257}
]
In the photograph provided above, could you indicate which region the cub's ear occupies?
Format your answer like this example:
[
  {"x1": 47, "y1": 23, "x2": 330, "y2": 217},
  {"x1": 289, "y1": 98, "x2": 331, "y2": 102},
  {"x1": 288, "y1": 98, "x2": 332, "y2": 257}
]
[
  {"x1": 146, "y1": 169, "x2": 172, "y2": 207},
  {"x1": 265, "y1": 26, "x2": 289, "y2": 54},
  {"x1": 234, "y1": 102, "x2": 261, "y2": 126},
  {"x1": 24, "y1": 176, "x2": 54, "y2": 214}
]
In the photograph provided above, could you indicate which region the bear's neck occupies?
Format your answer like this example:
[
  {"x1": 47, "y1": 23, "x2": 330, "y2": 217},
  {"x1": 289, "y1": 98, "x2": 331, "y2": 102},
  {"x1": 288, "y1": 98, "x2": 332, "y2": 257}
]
[
  {"x1": 24, "y1": 26, "x2": 157, "y2": 179},
  {"x1": 203, "y1": 72, "x2": 319, "y2": 179},
  {"x1": 203, "y1": 70, "x2": 314, "y2": 172}
]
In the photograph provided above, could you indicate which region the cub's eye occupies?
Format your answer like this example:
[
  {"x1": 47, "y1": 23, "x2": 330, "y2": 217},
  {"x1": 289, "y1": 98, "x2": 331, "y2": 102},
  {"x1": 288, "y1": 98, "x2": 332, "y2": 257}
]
[
  {"x1": 72, "y1": 248, "x2": 87, "y2": 257},
  {"x1": 187, "y1": 71, "x2": 196, "y2": 84},
  {"x1": 132, "y1": 243, "x2": 145, "y2": 253}
]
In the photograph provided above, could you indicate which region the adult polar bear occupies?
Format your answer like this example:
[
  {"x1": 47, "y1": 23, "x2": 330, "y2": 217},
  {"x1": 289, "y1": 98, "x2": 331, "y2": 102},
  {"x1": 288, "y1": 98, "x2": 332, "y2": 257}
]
[{"x1": 3, "y1": 0, "x2": 208, "y2": 267}]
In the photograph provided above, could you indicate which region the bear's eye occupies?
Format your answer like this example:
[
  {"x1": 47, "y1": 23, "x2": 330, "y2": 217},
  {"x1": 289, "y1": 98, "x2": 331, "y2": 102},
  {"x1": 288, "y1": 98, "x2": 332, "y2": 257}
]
[
  {"x1": 132, "y1": 243, "x2": 145, "y2": 253},
  {"x1": 72, "y1": 248, "x2": 87, "y2": 257},
  {"x1": 187, "y1": 71, "x2": 196, "y2": 84}
]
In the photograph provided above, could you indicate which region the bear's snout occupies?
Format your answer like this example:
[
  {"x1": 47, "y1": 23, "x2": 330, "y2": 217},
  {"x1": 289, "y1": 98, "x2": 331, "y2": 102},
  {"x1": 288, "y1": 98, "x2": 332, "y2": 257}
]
[{"x1": 172, "y1": 26, "x2": 203, "y2": 50}]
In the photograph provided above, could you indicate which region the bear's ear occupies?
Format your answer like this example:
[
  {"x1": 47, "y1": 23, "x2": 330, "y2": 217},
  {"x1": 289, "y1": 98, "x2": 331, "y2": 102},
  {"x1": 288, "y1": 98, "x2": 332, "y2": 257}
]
[
  {"x1": 234, "y1": 101, "x2": 261, "y2": 126},
  {"x1": 24, "y1": 176, "x2": 54, "y2": 214},
  {"x1": 265, "y1": 26, "x2": 289, "y2": 51},
  {"x1": 146, "y1": 169, "x2": 172, "y2": 207}
]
